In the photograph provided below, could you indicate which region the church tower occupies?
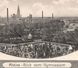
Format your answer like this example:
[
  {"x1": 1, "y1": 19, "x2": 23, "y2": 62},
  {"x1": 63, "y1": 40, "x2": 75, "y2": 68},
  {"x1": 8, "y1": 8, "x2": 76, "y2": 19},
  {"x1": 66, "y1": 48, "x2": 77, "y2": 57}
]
[{"x1": 17, "y1": 5, "x2": 21, "y2": 18}]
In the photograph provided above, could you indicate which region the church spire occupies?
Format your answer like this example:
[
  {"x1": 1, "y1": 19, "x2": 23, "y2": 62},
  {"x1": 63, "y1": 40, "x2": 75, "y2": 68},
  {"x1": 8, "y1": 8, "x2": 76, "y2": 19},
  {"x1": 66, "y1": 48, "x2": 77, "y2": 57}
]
[{"x1": 17, "y1": 5, "x2": 21, "y2": 18}]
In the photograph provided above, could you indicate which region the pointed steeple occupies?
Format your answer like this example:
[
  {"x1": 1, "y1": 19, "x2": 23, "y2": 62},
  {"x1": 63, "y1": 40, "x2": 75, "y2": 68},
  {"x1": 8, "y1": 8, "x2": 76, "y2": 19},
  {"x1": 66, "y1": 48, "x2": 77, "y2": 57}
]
[{"x1": 17, "y1": 5, "x2": 21, "y2": 18}]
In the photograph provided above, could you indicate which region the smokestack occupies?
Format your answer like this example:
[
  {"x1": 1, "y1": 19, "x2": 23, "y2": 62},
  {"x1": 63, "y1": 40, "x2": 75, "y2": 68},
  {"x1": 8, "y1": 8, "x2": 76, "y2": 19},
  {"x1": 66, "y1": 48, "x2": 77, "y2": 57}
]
[
  {"x1": 42, "y1": 11, "x2": 43, "y2": 19},
  {"x1": 52, "y1": 13, "x2": 54, "y2": 19},
  {"x1": 7, "y1": 8, "x2": 9, "y2": 23}
]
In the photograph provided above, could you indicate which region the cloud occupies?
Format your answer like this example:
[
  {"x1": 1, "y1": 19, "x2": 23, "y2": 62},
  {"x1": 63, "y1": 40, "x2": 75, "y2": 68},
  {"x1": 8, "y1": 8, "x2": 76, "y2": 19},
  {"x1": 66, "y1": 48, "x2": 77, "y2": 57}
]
[
  {"x1": 0, "y1": 0, "x2": 78, "y2": 17},
  {"x1": 30, "y1": 3, "x2": 53, "y2": 17},
  {"x1": 52, "y1": 0, "x2": 78, "y2": 8},
  {"x1": 0, "y1": 0, "x2": 9, "y2": 15}
]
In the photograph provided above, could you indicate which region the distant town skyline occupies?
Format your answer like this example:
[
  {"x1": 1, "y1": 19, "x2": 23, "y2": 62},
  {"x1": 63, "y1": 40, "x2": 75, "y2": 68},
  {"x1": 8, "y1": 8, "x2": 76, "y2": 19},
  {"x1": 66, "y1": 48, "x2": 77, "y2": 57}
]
[{"x1": 0, "y1": 0, "x2": 78, "y2": 17}]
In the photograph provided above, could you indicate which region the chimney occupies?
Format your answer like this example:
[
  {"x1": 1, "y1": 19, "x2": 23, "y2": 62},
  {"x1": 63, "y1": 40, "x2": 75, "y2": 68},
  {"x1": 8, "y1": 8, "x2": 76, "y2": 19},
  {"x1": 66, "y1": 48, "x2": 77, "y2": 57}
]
[
  {"x1": 52, "y1": 13, "x2": 54, "y2": 19},
  {"x1": 7, "y1": 8, "x2": 9, "y2": 23},
  {"x1": 42, "y1": 11, "x2": 43, "y2": 19}
]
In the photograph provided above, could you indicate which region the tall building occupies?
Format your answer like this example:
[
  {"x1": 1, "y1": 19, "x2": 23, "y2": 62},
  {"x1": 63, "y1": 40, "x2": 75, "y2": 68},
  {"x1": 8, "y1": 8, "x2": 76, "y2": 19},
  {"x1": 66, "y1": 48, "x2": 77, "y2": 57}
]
[
  {"x1": 29, "y1": 14, "x2": 32, "y2": 23},
  {"x1": 17, "y1": 5, "x2": 21, "y2": 18}
]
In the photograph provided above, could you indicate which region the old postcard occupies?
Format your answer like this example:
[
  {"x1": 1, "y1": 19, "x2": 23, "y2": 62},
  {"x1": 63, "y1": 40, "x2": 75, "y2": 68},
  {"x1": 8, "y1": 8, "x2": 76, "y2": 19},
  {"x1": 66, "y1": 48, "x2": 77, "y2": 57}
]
[{"x1": 0, "y1": 0, "x2": 78, "y2": 68}]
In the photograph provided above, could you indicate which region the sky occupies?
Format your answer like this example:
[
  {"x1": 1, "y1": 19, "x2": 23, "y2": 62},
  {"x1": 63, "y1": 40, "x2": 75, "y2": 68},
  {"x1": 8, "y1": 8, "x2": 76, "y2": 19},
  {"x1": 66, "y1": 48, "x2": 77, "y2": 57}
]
[{"x1": 0, "y1": 0, "x2": 78, "y2": 17}]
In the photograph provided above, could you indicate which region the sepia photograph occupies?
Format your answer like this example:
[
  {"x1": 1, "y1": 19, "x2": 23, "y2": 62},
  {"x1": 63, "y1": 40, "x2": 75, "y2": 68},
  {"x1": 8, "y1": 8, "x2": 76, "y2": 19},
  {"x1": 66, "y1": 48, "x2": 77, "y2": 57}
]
[{"x1": 0, "y1": 0, "x2": 78, "y2": 60}]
